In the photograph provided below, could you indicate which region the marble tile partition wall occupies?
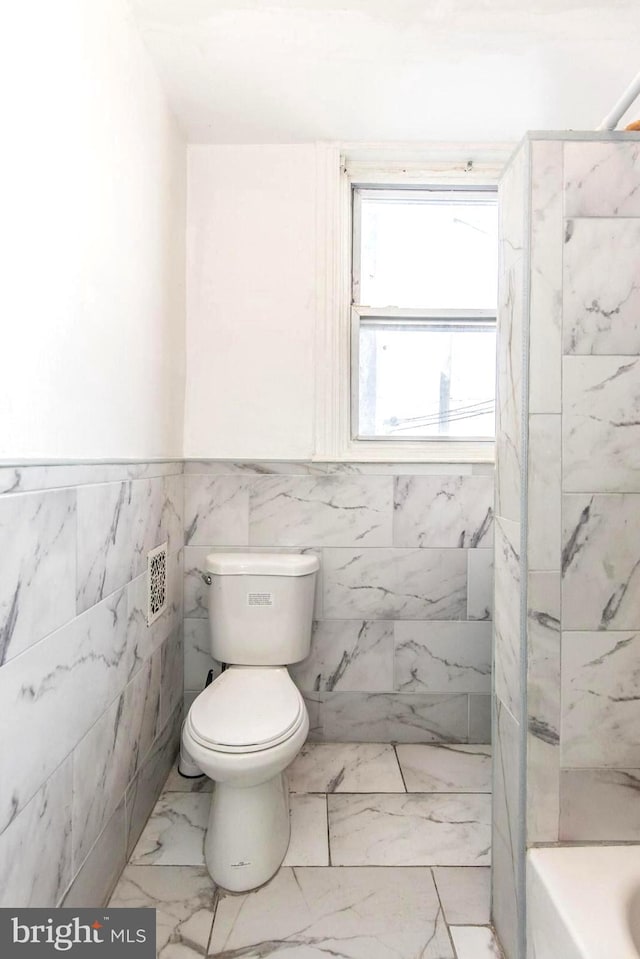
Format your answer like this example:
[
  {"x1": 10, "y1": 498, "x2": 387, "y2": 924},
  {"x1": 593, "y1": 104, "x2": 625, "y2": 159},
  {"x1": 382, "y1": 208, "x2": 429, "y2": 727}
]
[
  {"x1": 491, "y1": 132, "x2": 640, "y2": 959},
  {"x1": 182, "y1": 461, "x2": 495, "y2": 744},
  {"x1": 558, "y1": 138, "x2": 640, "y2": 844},
  {"x1": 492, "y1": 140, "x2": 528, "y2": 959},
  {"x1": 0, "y1": 462, "x2": 184, "y2": 909}
]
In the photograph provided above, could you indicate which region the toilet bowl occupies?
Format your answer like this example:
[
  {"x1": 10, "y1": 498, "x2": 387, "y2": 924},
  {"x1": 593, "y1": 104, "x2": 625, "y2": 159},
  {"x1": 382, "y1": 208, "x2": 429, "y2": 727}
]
[{"x1": 182, "y1": 665, "x2": 309, "y2": 891}]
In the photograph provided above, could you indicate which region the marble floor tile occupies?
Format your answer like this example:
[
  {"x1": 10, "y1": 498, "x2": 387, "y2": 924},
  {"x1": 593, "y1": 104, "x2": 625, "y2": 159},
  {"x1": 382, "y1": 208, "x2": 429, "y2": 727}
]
[
  {"x1": 209, "y1": 866, "x2": 454, "y2": 958},
  {"x1": 328, "y1": 793, "x2": 491, "y2": 866},
  {"x1": 163, "y1": 764, "x2": 213, "y2": 793},
  {"x1": 129, "y1": 793, "x2": 209, "y2": 866},
  {"x1": 432, "y1": 867, "x2": 491, "y2": 925},
  {"x1": 109, "y1": 865, "x2": 216, "y2": 959},
  {"x1": 449, "y1": 925, "x2": 503, "y2": 958},
  {"x1": 282, "y1": 795, "x2": 329, "y2": 866},
  {"x1": 287, "y1": 743, "x2": 404, "y2": 793},
  {"x1": 396, "y1": 744, "x2": 492, "y2": 793}
]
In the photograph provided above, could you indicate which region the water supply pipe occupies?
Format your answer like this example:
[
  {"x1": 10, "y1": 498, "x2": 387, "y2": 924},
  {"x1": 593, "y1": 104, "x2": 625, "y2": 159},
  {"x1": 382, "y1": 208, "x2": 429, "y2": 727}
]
[{"x1": 597, "y1": 69, "x2": 640, "y2": 130}]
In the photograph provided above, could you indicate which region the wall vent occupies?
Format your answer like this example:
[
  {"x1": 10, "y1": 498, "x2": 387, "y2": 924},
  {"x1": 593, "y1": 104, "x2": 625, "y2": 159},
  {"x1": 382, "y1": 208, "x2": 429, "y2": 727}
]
[{"x1": 147, "y1": 542, "x2": 168, "y2": 626}]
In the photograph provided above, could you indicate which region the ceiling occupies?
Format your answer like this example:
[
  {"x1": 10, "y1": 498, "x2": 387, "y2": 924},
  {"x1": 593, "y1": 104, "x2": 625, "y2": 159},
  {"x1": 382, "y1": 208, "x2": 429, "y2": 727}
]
[{"x1": 128, "y1": 0, "x2": 640, "y2": 143}]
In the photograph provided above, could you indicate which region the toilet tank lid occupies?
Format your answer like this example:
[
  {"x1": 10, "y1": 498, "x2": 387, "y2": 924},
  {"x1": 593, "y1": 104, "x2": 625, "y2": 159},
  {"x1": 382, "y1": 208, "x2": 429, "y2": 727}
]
[{"x1": 205, "y1": 552, "x2": 319, "y2": 576}]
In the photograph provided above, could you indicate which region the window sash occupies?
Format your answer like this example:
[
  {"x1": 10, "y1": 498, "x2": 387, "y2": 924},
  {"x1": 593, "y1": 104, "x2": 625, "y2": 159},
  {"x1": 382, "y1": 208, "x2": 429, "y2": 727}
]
[
  {"x1": 350, "y1": 307, "x2": 497, "y2": 443},
  {"x1": 351, "y1": 185, "x2": 498, "y2": 308}
]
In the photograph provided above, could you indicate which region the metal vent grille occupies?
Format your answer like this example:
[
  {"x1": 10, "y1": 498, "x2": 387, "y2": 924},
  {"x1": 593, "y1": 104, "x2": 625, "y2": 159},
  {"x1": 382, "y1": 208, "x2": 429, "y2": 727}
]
[{"x1": 147, "y1": 542, "x2": 168, "y2": 626}]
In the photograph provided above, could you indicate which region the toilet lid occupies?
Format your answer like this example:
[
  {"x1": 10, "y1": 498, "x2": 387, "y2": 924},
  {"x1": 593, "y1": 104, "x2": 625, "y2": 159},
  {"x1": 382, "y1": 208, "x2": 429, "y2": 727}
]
[{"x1": 188, "y1": 667, "x2": 304, "y2": 751}]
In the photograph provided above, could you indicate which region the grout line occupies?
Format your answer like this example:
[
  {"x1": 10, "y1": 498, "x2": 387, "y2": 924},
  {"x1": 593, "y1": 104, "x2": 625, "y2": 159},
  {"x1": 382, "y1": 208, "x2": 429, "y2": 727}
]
[
  {"x1": 393, "y1": 744, "x2": 409, "y2": 793},
  {"x1": 431, "y1": 864, "x2": 459, "y2": 958}
]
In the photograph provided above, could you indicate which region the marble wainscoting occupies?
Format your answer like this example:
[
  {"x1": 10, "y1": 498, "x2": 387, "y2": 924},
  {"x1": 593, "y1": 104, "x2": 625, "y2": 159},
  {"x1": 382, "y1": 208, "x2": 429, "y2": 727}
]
[
  {"x1": 182, "y1": 461, "x2": 494, "y2": 744},
  {"x1": 0, "y1": 462, "x2": 184, "y2": 908}
]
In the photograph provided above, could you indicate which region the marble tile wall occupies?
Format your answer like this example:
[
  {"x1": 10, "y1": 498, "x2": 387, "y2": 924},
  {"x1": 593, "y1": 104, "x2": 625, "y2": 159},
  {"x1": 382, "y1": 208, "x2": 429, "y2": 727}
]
[
  {"x1": 0, "y1": 462, "x2": 184, "y2": 908},
  {"x1": 182, "y1": 461, "x2": 494, "y2": 743},
  {"x1": 493, "y1": 134, "x2": 640, "y2": 959},
  {"x1": 492, "y1": 141, "x2": 527, "y2": 959}
]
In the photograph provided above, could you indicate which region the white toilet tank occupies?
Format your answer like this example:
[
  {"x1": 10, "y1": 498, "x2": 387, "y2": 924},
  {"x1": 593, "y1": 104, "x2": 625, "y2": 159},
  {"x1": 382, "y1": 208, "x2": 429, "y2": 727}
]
[{"x1": 205, "y1": 552, "x2": 319, "y2": 665}]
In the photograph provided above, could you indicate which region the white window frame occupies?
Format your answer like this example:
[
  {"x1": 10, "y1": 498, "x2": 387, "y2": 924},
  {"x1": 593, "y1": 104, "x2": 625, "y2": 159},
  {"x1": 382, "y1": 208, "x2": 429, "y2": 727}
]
[{"x1": 313, "y1": 143, "x2": 511, "y2": 464}]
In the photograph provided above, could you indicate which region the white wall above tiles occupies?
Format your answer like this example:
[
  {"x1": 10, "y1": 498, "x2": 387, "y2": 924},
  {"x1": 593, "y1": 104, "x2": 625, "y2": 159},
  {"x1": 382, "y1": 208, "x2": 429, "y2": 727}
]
[
  {"x1": 184, "y1": 145, "x2": 316, "y2": 459},
  {"x1": 0, "y1": 0, "x2": 186, "y2": 460}
]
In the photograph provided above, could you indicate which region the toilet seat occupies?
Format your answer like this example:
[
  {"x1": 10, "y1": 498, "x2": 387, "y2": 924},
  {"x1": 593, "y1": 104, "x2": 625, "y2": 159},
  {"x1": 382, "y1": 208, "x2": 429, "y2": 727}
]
[{"x1": 186, "y1": 666, "x2": 306, "y2": 754}]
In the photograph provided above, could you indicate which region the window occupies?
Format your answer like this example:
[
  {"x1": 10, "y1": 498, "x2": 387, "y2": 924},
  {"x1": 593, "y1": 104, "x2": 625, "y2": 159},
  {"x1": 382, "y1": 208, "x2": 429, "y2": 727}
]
[{"x1": 351, "y1": 187, "x2": 498, "y2": 444}]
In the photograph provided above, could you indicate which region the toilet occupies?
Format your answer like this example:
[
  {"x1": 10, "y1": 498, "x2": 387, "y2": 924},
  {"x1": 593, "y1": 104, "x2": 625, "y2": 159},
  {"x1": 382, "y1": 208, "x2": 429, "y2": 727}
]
[{"x1": 180, "y1": 551, "x2": 319, "y2": 892}]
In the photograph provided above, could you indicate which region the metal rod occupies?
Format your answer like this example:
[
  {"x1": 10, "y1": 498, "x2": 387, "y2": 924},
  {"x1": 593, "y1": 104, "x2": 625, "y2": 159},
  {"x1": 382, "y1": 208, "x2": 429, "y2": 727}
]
[{"x1": 596, "y1": 69, "x2": 640, "y2": 131}]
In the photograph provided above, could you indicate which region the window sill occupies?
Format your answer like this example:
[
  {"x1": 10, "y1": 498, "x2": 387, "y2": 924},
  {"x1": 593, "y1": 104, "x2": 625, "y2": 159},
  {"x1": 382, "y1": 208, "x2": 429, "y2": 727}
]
[{"x1": 313, "y1": 439, "x2": 495, "y2": 465}]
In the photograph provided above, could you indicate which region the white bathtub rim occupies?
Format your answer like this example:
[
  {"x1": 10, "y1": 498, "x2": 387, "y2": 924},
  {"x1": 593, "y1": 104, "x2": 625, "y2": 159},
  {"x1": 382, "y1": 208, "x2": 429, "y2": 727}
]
[{"x1": 528, "y1": 845, "x2": 640, "y2": 959}]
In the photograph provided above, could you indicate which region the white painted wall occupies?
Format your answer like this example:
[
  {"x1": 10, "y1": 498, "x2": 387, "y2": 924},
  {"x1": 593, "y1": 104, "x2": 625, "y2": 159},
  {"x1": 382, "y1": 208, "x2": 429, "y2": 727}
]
[
  {"x1": 184, "y1": 145, "x2": 316, "y2": 459},
  {"x1": 0, "y1": 0, "x2": 186, "y2": 460}
]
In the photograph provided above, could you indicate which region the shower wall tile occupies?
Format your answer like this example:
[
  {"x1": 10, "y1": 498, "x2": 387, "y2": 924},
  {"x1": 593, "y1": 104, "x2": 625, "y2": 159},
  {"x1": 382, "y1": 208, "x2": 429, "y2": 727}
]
[
  {"x1": 493, "y1": 697, "x2": 521, "y2": 854},
  {"x1": 0, "y1": 465, "x2": 183, "y2": 909},
  {"x1": 491, "y1": 822, "x2": 520, "y2": 959},
  {"x1": 494, "y1": 250, "x2": 524, "y2": 525},
  {"x1": 323, "y1": 547, "x2": 467, "y2": 621},
  {"x1": 77, "y1": 473, "x2": 183, "y2": 612},
  {"x1": 562, "y1": 493, "x2": 640, "y2": 630},
  {"x1": 560, "y1": 629, "x2": 640, "y2": 768},
  {"x1": 492, "y1": 696, "x2": 522, "y2": 959},
  {"x1": 564, "y1": 141, "x2": 640, "y2": 217},
  {"x1": 526, "y1": 571, "x2": 561, "y2": 843},
  {"x1": 495, "y1": 145, "x2": 525, "y2": 526},
  {"x1": 249, "y1": 474, "x2": 393, "y2": 547},
  {"x1": 291, "y1": 620, "x2": 394, "y2": 693},
  {"x1": 563, "y1": 218, "x2": 640, "y2": 355},
  {"x1": 562, "y1": 356, "x2": 640, "y2": 492},
  {"x1": 0, "y1": 756, "x2": 73, "y2": 908},
  {"x1": 466, "y1": 549, "x2": 493, "y2": 621},
  {"x1": 527, "y1": 416, "x2": 561, "y2": 571},
  {"x1": 394, "y1": 621, "x2": 491, "y2": 694},
  {"x1": 314, "y1": 691, "x2": 470, "y2": 743},
  {"x1": 393, "y1": 475, "x2": 493, "y2": 548},
  {"x1": 493, "y1": 517, "x2": 521, "y2": 722},
  {"x1": 184, "y1": 475, "x2": 250, "y2": 546},
  {"x1": 0, "y1": 488, "x2": 76, "y2": 665},
  {"x1": 559, "y1": 768, "x2": 640, "y2": 841},
  {"x1": 529, "y1": 140, "x2": 563, "y2": 414}
]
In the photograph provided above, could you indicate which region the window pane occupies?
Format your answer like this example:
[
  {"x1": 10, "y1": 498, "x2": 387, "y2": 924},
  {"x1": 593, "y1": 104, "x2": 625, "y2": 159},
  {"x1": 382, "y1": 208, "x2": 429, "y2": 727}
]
[
  {"x1": 357, "y1": 321, "x2": 496, "y2": 439},
  {"x1": 357, "y1": 191, "x2": 498, "y2": 309}
]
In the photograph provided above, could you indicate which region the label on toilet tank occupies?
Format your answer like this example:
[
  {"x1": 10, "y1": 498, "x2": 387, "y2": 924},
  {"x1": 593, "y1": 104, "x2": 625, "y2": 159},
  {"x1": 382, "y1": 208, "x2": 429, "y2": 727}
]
[{"x1": 247, "y1": 591, "x2": 274, "y2": 607}]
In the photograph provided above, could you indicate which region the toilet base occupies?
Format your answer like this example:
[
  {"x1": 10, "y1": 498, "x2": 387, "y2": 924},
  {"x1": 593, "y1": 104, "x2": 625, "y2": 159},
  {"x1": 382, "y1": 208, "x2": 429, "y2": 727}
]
[{"x1": 205, "y1": 773, "x2": 290, "y2": 892}]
